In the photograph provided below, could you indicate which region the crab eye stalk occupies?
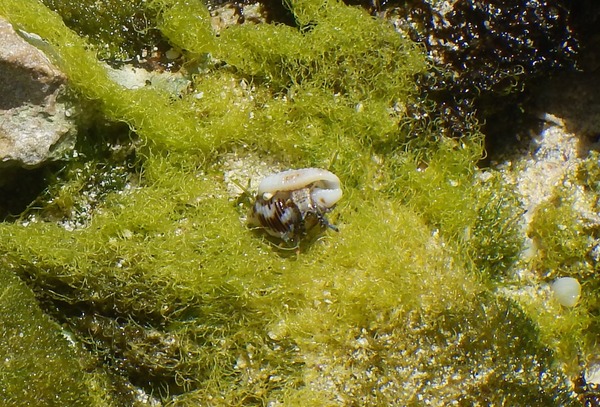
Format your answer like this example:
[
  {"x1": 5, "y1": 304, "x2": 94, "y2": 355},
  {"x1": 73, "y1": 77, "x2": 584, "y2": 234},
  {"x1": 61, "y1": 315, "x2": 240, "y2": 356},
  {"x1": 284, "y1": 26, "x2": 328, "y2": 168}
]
[{"x1": 248, "y1": 168, "x2": 343, "y2": 243}]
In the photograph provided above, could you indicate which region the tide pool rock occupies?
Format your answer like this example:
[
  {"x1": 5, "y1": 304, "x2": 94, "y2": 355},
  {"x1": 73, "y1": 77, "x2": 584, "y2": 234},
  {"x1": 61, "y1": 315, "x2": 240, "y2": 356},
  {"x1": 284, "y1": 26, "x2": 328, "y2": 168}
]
[{"x1": 0, "y1": 17, "x2": 77, "y2": 168}]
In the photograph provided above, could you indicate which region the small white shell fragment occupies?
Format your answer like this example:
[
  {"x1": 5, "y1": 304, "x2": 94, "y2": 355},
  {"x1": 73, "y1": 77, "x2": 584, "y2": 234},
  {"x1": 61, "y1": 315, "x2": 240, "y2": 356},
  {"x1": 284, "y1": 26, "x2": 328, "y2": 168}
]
[
  {"x1": 551, "y1": 277, "x2": 581, "y2": 307},
  {"x1": 249, "y1": 168, "x2": 342, "y2": 242},
  {"x1": 258, "y1": 168, "x2": 341, "y2": 196}
]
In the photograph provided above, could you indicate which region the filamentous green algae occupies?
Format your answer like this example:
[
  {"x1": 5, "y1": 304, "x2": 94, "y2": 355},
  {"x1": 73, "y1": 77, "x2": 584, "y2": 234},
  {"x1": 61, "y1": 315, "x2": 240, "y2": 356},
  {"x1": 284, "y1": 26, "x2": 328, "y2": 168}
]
[
  {"x1": 0, "y1": 268, "x2": 118, "y2": 406},
  {"x1": 0, "y1": 0, "x2": 589, "y2": 405}
]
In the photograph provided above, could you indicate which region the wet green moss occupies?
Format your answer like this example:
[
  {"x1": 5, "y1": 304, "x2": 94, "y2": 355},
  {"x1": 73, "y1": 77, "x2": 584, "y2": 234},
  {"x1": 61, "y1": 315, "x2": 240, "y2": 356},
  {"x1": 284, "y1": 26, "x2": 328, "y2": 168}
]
[{"x1": 0, "y1": 0, "x2": 585, "y2": 404}]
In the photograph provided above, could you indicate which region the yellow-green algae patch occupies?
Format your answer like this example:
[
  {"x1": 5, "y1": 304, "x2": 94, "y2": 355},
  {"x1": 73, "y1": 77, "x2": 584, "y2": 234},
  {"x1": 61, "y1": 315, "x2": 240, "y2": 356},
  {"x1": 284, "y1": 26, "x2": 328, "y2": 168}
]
[
  {"x1": 0, "y1": 268, "x2": 119, "y2": 406},
  {"x1": 0, "y1": 0, "x2": 586, "y2": 404},
  {"x1": 522, "y1": 182, "x2": 598, "y2": 370}
]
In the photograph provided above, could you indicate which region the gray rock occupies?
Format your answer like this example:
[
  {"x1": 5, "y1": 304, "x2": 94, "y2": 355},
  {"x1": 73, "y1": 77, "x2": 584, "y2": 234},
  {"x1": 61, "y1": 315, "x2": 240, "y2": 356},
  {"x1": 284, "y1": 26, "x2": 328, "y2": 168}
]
[{"x1": 0, "y1": 17, "x2": 76, "y2": 168}]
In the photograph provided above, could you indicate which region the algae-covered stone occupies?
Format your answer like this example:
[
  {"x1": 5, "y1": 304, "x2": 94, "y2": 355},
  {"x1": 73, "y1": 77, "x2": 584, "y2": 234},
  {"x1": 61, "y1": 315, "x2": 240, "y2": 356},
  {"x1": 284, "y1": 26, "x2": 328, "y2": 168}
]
[
  {"x1": 40, "y1": 0, "x2": 166, "y2": 61},
  {"x1": 0, "y1": 268, "x2": 115, "y2": 406}
]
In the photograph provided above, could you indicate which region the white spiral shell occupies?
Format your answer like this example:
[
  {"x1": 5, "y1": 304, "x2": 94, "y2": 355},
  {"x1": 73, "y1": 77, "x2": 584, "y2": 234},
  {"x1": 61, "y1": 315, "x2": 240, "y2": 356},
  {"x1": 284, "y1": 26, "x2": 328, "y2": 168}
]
[{"x1": 249, "y1": 168, "x2": 342, "y2": 242}]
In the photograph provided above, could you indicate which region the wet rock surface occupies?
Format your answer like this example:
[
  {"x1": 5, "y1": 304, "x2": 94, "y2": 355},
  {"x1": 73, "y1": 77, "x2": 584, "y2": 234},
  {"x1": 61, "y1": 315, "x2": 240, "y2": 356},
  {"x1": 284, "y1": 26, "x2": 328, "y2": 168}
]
[
  {"x1": 391, "y1": 0, "x2": 578, "y2": 91},
  {"x1": 378, "y1": 0, "x2": 583, "y2": 140},
  {"x1": 0, "y1": 17, "x2": 76, "y2": 168}
]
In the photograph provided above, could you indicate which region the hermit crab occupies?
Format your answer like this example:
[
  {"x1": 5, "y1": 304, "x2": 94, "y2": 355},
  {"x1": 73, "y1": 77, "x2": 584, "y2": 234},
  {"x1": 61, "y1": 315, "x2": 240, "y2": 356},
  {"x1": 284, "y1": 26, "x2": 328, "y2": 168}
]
[{"x1": 248, "y1": 168, "x2": 343, "y2": 243}]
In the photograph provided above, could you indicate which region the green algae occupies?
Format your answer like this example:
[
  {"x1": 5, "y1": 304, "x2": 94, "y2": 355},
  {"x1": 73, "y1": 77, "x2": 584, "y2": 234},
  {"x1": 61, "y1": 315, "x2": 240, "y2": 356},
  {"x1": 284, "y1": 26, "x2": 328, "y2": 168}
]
[
  {"x1": 0, "y1": 0, "x2": 588, "y2": 404},
  {"x1": 522, "y1": 164, "x2": 600, "y2": 374},
  {"x1": 0, "y1": 268, "x2": 119, "y2": 406},
  {"x1": 40, "y1": 0, "x2": 166, "y2": 61},
  {"x1": 529, "y1": 194, "x2": 591, "y2": 273}
]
